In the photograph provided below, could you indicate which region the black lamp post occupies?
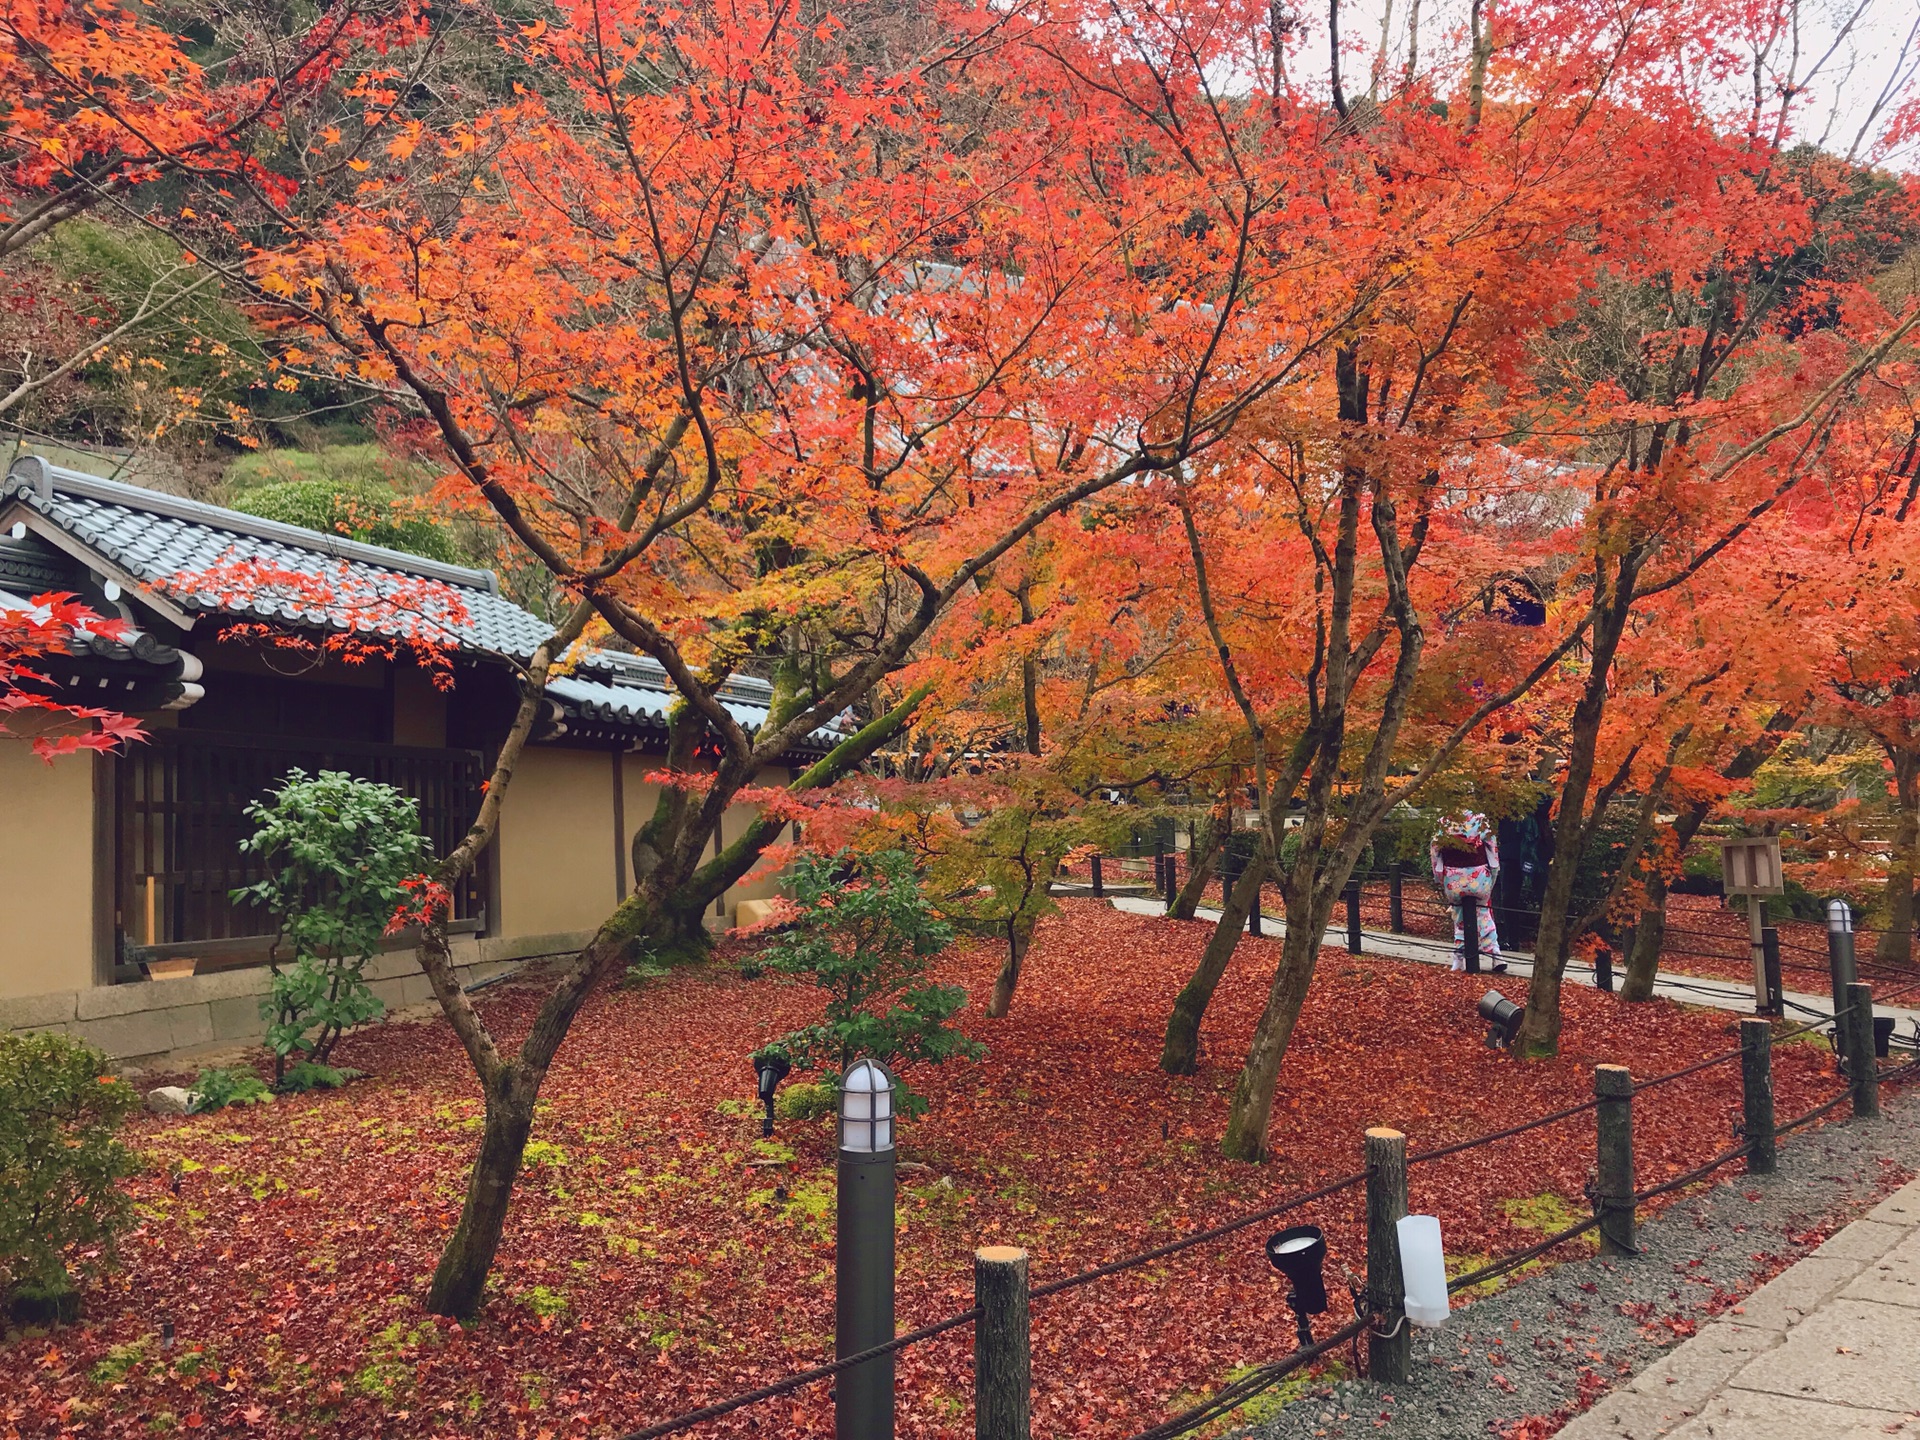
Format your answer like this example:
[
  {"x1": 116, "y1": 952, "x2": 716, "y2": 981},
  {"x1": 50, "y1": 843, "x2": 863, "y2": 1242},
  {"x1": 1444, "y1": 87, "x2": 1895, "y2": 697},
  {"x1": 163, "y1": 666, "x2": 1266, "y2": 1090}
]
[
  {"x1": 837, "y1": 1058, "x2": 897, "y2": 1440},
  {"x1": 1265, "y1": 1224, "x2": 1329, "y2": 1348},
  {"x1": 753, "y1": 1052, "x2": 790, "y2": 1138},
  {"x1": 1478, "y1": 990, "x2": 1523, "y2": 1049}
]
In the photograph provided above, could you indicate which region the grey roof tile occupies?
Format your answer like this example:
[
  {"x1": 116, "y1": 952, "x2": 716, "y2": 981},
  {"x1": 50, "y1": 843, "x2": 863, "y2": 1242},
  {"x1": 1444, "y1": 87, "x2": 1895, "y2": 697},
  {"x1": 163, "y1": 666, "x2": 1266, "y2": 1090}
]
[{"x1": 0, "y1": 458, "x2": 840, "y2": 749}]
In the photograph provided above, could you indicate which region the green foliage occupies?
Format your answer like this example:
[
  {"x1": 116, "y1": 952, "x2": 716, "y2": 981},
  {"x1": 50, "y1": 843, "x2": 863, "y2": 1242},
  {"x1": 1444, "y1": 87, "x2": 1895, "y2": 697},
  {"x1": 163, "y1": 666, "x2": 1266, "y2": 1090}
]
[
  {"x1": 14, "y1": 219, "x2": 259, "y2": 448},
  {"x1": 226, "y1": 470, "x2": 460, "y2": 564},
  {"x1": 773, "y1": 1081, "x2": 836, "y2": 1122},
  {"x1": 277, "y1": 1060, "x2": 362, "y2": 1094},
  {"x1": 188, "y1": 1067, "x2": 275, "y2": 1113},
  {"x1": 0, "y1": 1032, "x2": 138, "y2": 1307},
  {"x1": 522, "y1": 1285, "x2": 569, "y2": 1320},
  {"x1": 232, "y1": 770, "x2": 429, "y2": 1078},
  {"x1": 755, "y1": 850, "x2": 982, "y2": 1116}
]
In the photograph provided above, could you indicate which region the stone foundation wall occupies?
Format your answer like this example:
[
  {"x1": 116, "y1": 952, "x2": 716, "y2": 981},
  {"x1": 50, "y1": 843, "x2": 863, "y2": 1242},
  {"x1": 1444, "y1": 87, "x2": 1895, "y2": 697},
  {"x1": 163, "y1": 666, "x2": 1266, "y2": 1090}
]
[{"x1": 0, "y1": 931, "x2": 591, "y2": 1065}]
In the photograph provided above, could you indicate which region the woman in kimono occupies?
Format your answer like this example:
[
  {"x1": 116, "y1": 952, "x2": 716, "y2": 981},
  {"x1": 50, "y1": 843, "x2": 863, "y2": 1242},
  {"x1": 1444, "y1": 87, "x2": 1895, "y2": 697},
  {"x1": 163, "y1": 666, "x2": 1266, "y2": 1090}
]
[{"x1": 1431, "y1": 812, "x2": 1505, "y2": 973}]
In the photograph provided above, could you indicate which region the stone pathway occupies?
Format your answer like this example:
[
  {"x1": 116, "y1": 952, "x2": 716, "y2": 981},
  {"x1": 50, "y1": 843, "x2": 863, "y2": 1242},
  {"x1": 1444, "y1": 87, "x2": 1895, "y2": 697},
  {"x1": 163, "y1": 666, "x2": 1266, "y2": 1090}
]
[
  {"x1": 1558, "y1": 1179, "x2": 1920, "y2": 1439},
  {"x1": 1093, "y1": 891, "x2": 1920, "y2": 1042}
]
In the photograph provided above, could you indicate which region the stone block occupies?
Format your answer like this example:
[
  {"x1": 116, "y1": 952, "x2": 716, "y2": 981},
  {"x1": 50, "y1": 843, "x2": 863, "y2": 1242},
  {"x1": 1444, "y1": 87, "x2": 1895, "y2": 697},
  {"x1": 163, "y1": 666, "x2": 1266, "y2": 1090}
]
[
  {"x1": 73, "y1": 1010, "x2": 178, "y2": 1061},
  {"x1": 74, "y1": 982, "x2": 166, "y2": 1021},
  {"x1": 209, "y1": 995, "x2": 265, "y2": 1044},
  {"x1": 165, "y1": 1005, "x2": 216, "y2": 1052},
  {"x1": 1618, "y1": 1319, "x2": 1783, "y2": 1413},
  {"x1": 1839, "y1": 1230, "x2": 1920, "y2": 1310},
  {"x1": 1555, "y1": 1380, "x2": 1697, "y2": 1440},
  {"x1": 1865, "y1": 1178, "x2": 1920, "y2": 1228},
  {"x1": 397, "y1": 974, "x2": 435, "y2": 1008},
  {"x1": 1812, "y1": 1220, "x2": 1909, "y2": 1263},
  {"x1": 1667, "y1": 1387, "x2": 1914, "y2": 1439},
  {"x1": 146, "y1": 1086, "x2": 193, "y2": 1117},
  {"x1": 363, "y1": 950, "x2": 421, "y2": 983},
  {"x1": 1724, "y1": 1256, "x2": 1865, "y2": 1333},
  {"x1": 1726, "y1": 1296, "x2": 1920, "y2": 1413},
  {"x1": 366, "y1": 978, "x2": 408, "y2": 1012},
  {"x1": 0, "y1": 990, "x2": 80, "y2": 1031}
]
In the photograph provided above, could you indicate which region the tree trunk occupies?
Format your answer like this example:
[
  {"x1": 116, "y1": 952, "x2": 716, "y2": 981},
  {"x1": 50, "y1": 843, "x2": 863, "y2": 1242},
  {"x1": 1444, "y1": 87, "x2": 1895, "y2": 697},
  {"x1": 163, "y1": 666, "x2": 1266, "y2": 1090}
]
[
  {"x1": 988, "y1": 926, "x2": 1031, "y2": 1019},
  {"x1": 1219, "y1": 881, "x2": 1338, "y2": 1162},
  {"x1": 1170, "y1": 816, "x2": 1225, "y2": 921},
  {"x1": 1161, "y1": 856, "x2": 1268, "y2": 1074},
  {"x1": 1620, "y1": 868, "x2": 1667, "y2": 1002},
  {"x1": 1620, "y1": 707, "x2": 1801, "y2": 1002},
  {"x1": 1516, "y1": 582, "x2": 1633, "y2": 1057},
  {"x1": 427, "y1": 1063, "x2": 539, "y2": 1316},
  {"x1": 1876, "y1": 748, "x2": 1920, "y2": 968}
]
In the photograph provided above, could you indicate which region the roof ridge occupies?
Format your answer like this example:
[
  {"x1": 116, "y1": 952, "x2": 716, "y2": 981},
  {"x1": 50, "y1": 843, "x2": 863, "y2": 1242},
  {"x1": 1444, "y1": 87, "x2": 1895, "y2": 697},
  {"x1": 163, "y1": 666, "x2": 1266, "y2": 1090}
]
[{"x1": 4, "y1": 455, "x2": 501, "y2": 595}]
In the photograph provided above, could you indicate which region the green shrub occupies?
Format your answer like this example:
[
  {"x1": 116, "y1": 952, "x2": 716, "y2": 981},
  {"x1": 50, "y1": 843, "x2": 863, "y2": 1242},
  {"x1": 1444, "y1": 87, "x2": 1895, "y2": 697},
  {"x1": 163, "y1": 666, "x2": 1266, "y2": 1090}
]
[
  {"x1": 226, "y1": 464, "x2": 460, "y2": 565},
  {"x1": 188, "y1": 1068, "x2": 274, "y2": 1113},
  {"x1": 232, "y1": 770, "x2": 429, "y2": 1081},
  {"x1": 0, "y1": 1032, "x2": 138, "y2": 1317},
  {"x1": 774, "y1": 1082, "x2": 836, "y2": 1122},
  {"x1": 754, "y1": 849, "x2": 982, "y2": 1116}
]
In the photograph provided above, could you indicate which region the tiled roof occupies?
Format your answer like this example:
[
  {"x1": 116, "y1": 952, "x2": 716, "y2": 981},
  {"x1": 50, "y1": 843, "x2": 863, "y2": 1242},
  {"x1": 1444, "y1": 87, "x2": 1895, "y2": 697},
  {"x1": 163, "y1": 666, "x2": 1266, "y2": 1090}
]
[
  {"x1": 1, "y1": 457, "x2": 555, "y2": 659},
  {"x1": 1, "y1": 457, "x2": 832, "y2": 749}
]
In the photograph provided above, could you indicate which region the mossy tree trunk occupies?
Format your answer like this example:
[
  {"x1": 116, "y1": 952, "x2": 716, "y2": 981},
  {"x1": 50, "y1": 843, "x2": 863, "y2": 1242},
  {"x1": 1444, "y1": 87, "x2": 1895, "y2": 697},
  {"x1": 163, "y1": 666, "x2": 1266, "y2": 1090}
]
[{"x1": 1161, "y1": 853, "x2": 1268, "y2": 1074}]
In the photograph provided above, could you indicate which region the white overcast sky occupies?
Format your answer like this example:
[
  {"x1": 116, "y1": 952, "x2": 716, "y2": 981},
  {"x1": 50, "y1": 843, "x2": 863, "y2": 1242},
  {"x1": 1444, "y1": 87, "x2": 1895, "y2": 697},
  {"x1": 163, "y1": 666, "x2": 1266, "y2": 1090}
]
[{"x1": 1317, "y1": 0, "x2": 1920, "y2": 169}]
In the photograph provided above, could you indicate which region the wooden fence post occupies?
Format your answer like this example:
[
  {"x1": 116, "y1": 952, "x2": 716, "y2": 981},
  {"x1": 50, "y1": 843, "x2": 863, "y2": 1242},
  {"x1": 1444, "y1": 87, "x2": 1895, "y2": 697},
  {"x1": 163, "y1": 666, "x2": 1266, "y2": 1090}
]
[
  {"x1": 1740, "y1": 1018, "x2": 1776, "y2": 1174},
  {"x1": 1388, "y1": 864, "x2": 1404, "y2": 933},
  {"x1": 1346, "y1": 879, "x2": 1363, "y2": 955},
  {"x1": 1594, "y1": 1064, "x2": 1635, "y2": 1256},
  {"x1": 1090, "y1": 855, "x2": 1103, "y2": 899},
  {"x1": 1845, "y1": 981, "x2": 1881, "y2": 1120},
  {"x1": 1365, "y1": 1127, "x2": 1410, "y2": 1384},
  {"x1": 1594, "y1": 946, "x2": 1614, "y2": 993},
  {"x1": 974, "y1": 1247, "x2": 1030, "y2": 1440},
  {"x1": 1462, "y1": 896, "x2": 1480, "y2": 975}
]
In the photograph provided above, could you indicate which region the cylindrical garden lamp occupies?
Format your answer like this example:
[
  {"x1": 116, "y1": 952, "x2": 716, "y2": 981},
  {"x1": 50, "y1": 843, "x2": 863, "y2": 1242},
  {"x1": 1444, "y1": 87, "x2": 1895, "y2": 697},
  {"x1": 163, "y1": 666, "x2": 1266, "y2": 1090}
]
[
  {"x1": 1829, "y1": 898, "x2": 1858, "y2": 999},
  {"x1": 837, "y1": 1058, "x2": 897, "y2": 1440}
]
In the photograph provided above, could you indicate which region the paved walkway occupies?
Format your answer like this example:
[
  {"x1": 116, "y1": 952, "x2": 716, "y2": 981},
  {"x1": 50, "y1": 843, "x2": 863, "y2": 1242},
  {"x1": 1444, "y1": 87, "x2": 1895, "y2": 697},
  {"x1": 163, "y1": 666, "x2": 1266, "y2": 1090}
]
[
  {"x1": 1085, "y1": 889, "x2": 1920, "y2": 1038},
  {"x1": 1557, "y1": 1178, "x2": 1920, "y2": 1438}
]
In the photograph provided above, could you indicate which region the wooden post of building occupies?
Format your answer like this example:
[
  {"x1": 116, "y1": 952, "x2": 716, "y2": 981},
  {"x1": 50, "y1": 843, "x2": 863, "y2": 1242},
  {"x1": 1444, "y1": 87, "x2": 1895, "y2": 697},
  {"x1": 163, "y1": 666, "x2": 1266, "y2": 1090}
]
[
  {"x1": 974, "y1": 1247, "x2": 1030, "y2": 1440},
  {"x1": 1388, "y1": 863, "x2": 1404, "y2": 933},
  {"x1": 1845, "y1": 982, "x2": 1881, "y2": 1120},
  {"x1": 1740, "y1": 1018, "x2": 1776, "y2": 1175},
  {"x1": 1594, "y1": 1064, "x2": 1635, "y2": 1256},
  {"x1": 1462, "y1": 896, "x2": 1480, "y2": 975},
  {"x1": 1365, "y1": 1127, "x2": 1410, "y2": 1384}
]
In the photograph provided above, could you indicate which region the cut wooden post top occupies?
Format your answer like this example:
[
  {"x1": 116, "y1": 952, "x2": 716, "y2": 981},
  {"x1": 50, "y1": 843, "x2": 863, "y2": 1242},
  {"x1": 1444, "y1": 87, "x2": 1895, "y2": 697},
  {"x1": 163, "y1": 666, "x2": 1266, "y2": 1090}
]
[
  {"x1": 1366, "y1": 1126, "x2": 1405, "y2": 1142},
  {"x1": 976, "y1": 1246, "x2": 1028, "y2": 1264},
  {"x1": 1594, "y1": 1064, "x2": 1633, "y2": 1096}
]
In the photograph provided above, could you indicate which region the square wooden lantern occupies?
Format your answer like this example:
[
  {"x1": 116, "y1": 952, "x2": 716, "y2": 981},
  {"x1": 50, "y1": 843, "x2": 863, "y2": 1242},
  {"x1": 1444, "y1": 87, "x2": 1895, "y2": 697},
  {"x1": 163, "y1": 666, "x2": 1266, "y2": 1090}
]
[{"x1": 1720, "y1": 835, "x2": 1784, "y2": 896}]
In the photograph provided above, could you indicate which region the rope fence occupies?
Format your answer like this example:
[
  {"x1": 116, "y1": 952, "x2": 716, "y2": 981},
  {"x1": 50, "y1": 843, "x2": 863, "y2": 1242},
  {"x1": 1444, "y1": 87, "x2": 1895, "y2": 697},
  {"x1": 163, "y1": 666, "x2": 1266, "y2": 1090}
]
[{"x1": 612, "y1": 902, "x2": 1912, "y2": 1440}]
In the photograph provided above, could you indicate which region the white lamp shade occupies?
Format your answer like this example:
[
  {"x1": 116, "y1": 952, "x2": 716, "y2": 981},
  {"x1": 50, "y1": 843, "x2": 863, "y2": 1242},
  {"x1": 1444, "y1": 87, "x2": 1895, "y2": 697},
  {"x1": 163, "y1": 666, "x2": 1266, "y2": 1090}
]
[
  {"x1": 1397, "y1": 1214, "x2": 1450, "y2": 1328},
  {"x1": 839, "y1": 1058, "x2": 895, "y2": 1153}
]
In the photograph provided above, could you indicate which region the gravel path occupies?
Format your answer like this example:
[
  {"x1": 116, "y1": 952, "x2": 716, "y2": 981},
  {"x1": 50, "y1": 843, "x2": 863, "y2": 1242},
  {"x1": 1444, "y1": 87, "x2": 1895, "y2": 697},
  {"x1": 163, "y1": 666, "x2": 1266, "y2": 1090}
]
[{"x1": 1238, "y1": 1086, "x2": 1920, "y2": 1440}]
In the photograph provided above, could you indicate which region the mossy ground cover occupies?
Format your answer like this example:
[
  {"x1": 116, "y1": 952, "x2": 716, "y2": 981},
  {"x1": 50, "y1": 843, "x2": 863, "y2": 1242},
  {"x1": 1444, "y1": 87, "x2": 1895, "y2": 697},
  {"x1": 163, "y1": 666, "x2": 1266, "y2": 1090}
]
[{"x1": 2, "y1": 901, "x2": 1852, "y2": 1438}]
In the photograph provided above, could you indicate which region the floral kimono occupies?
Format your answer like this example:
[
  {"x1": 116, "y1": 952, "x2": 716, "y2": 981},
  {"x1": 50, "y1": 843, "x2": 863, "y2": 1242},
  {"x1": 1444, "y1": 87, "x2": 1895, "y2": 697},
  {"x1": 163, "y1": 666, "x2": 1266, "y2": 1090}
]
[{"x1": 1430, "y1": 812, "x2": 1502, "y2": 971}]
